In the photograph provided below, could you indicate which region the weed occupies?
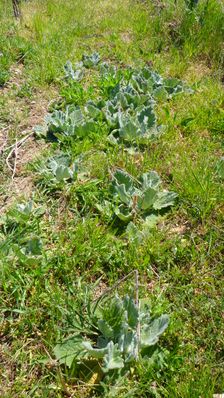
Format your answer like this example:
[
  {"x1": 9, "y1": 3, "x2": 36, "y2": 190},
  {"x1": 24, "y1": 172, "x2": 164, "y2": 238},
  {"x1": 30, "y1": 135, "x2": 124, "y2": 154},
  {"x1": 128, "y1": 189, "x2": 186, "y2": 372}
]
[{"x1": 0, "y1": 0, "x2": 223, "y2": 396}]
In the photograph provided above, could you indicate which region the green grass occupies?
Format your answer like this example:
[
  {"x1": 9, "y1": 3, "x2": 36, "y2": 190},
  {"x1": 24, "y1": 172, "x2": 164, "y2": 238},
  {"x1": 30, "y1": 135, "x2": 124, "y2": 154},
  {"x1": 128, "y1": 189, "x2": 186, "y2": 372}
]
[{"x1": 0, "y1": 0, "x2": 224, "y2": 397}]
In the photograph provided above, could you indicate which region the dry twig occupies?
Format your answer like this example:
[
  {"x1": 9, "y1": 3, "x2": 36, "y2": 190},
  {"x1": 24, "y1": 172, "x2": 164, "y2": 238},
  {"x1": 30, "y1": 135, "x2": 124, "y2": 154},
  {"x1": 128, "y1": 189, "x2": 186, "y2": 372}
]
[
  {"x1": 11, "y1": 139, "x2": 18, "y2": 179},
  {"x1": 5, "y1": 131, "x2": 34, "y2": 175}
]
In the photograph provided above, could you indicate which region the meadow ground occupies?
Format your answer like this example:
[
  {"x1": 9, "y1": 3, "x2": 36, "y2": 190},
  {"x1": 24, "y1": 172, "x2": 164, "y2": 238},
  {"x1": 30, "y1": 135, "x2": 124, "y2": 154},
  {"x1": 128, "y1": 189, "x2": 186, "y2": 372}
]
[{"x1": 0, "y1": 0, "x2": 223, "y2": 397}]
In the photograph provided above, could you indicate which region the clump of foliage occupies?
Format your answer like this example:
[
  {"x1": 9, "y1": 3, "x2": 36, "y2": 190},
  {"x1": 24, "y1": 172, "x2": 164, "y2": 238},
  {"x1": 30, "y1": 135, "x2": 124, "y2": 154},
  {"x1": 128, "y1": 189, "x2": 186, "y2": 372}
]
[
  {"x1": 100, "y1": 169, "x2": 177, "y2": 226},
  {"x1": 35, "y1": 152, "x2": 78, "y2": 192},
  {"x1": 0, "y1": 201, "x2": 45, "y2": 262},
  {"x1": 37, "y1": 106, "x2": 99, "y2": 144},
  {"x1": 64, "y1": 52, "x2": 100, "y2": 81},
  {"x1": 54, "y1": 292, "x2": 169, "y2": 386},
  {"x1": 37, "y1": 54, "x2": 192, "y2": 148}
]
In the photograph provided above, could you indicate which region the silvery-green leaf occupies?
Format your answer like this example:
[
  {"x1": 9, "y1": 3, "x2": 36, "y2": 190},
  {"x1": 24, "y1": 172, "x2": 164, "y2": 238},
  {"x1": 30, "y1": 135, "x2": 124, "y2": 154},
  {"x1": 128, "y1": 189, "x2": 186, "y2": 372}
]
[
  {"x1": 140, "y1": 314, "x2": 169, "y2": 348},
  {"x1": 98, "y1": 320, "x2": 114, "y2": 339},
  {"x1": 82, "y1": 341, "x2": 108, "y2": 359},
  {"x1": 69, "y1": 108, "x2": 84, "y2": 124},
  {"x1": 115, "y1": 206, "x2": 133, "y2": 222},
  {"x1": 131, "y1": 73, "x2": 148, "y2": 94},
  {"x1": 108, "y1": 132, "x2": 119, "y2": 145},
  {"x1": 55, "y1": 165, "x2": 72, "y2": 181},
  {"x1": 153, "y1": 86, "x2": 168, "y2": 101},
  {"x1": 82, "y1": 52, "x2": 100, "y2": 68},
  {"x1": 138, "y1": 187, "x2": 157, "y2": 210},
  {"x1": 153, "y1": 191, "x2": 178, "y2": 210},
  {"x1": 126, "y1": 222, "x2": 143, "y2": 244},
  {"x1": 137, "y1": 106, "x2": 156, "y2": 130},
  {"x1": 119, "y1": 120, "x2": 140, "y2": 141},
  {"x1": 74, "y1": 120, "x2": 96, "y2": 137},
  {"x1": 163, "y1": 78, "x2": 183, "y2": 96},
  {"x1": 143, "y1": 214, "x2": 159, "y2": 230},
  {"x1": 123, "y1": 296, "x2": 139, "y2": 328},
  {"x1": 116, "y1": 92, "x2": 128, "y2": 109},
  {"x1": 17, "y1": 201, "x2": 33, "y2": 215},
  {"x1": 118, "y1": 330, "x2": 138, "y2": 361},
  {"x1": 85, "y1": 102, "x2": 101, "y2": 119},
  {"x1": 64, "y1": 61, "x2": 83, "y2": 81},
  {"x1": 48, "y1": 159, "x2": 59, "y2": 174},
  {"x1": 115, "y1": 184, "x2": 131, "y2": 205},
  {"x1": 113, "y1": 169, "x2": 135, "y2": 192},
  {"x1": 102, "y1": 342, "x2": 124, "y2": 371},
  {"x1": 140, "y1": 171, "x2": 161, "y2": 190},
  {"x1": 54, "y1": 336, "x2": 84, "y2": 368},
  {"x1": 34, "y1": 124, "x2": 48, "y2": 137},
  {"x1": 142, "y1": 67, "x2": 163, "y2": 87}
]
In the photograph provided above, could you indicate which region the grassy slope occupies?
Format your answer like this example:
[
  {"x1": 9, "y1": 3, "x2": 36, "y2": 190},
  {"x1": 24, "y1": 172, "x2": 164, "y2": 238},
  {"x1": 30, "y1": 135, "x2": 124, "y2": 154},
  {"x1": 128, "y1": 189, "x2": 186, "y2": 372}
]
[{"x1": 0, "y1": 0, "x2": 224, "y2": 397}]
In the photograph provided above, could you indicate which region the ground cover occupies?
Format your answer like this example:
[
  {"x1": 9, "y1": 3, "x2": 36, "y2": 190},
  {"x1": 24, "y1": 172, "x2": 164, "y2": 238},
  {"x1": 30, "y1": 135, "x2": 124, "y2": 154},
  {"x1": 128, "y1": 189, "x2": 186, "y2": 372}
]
[{"x1": 0, "y1": 0, "x2": 223, "y2": 397}]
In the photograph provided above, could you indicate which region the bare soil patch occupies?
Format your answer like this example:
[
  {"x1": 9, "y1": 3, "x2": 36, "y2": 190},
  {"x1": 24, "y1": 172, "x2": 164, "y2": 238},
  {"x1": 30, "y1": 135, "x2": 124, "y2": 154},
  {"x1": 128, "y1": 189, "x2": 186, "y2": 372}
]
[{"x1": 0, "y1": 64, "x2": 57, "y2": 214}]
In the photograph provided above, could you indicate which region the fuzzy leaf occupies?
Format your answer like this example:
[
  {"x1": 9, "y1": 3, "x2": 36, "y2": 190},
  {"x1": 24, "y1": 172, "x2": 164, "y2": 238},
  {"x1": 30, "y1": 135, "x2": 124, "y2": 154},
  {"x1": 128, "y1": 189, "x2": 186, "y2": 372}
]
[
  {"x1": 85, "y1": 102, "x2": 101, "y2": 119},
  {"x1": 115, "y1": 184, "x2": 131, "y2": 205},
  {"x1": 115, "y1": 205, "x2": 133, "y2": 222},
  {"x1": 113, "y1": 169, "x2": 135, "y2": 192},
  {"x1": 139, "y1": 187, "x2": 157, "y2": 210},
  {"x1": 137, "y1": 106, "x2": 156, "y2": 130},
  {"x1": 119, "y1": 119, "x2": 140, "y2": 141},
  {"x1": 140, "y1": 171, "x2": 161, "y2": 190},
  {"x1": 163, "y1": 78, "x2": 183, "y2": 96},
  {"x1": 82, "y1": 341, "x2": 108, "y2": 359},
  {"x1": 140, "y1": 314, "x2": 169, "y2": 348},
  {"x1": 64, "y1": 61, "x2": 83, "y2": 81},
  {"x1": 123, "y1": 296, "x2": 139, "y2": 328},
  {"x1": 153, "y1": 191, "x2": 178, "y2": 210},
  {"x1": 54, "y1": 336, "x2": 84, "y2": 368},
  {"x1": 55, "y1": 165, "x2": 72, "y2": 181},
  {"x1": 82, "y1": 52, "x2": 100, "y2": 68},
  {"x1": 102, "y1": 342, "x2": 124, "y2": 371},
  {"x1": 126, "y1": 222, "x2": 143, "y2": 243},
  {"x1": 118, "y1": 330, "x2": 138, "y2": 361},
  {"x1": 97, "y1": 320, "x2": 114, "y2": 339}
]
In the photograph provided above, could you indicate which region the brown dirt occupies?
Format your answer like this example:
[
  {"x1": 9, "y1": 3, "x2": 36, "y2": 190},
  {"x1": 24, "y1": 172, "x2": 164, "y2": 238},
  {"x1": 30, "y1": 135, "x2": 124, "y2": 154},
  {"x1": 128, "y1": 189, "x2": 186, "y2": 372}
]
[{"x1": 0, "y1": 64, "x2": 57, "y2": 215}]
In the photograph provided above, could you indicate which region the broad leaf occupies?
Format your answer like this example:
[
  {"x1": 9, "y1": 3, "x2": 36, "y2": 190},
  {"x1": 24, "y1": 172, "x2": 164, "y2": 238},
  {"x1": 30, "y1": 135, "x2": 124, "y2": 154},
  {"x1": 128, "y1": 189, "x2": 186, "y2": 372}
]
[
  {"x1": 140, "y1": 171, "x2": 161, "y2": 190},
  {"x1": 123, "y1": 296, "x2": 139, "y2": 328},
  {"x1": 140, "y1": 314, "x2": 169, "y2": 348},
  {"x1": 115, "y1": 205, "x2": 133, "y2": 222},
  {"x1": 82, "y1": 52, "x2": 100, "y2": 68},
  {"x1": 102, "y1": 342, "x2": 124, "y2": 371},
  {"x1": 98, "y1": 319, "x2": 114, "y2": 339},
  {"x1": 55, "y1": 165, "x2": 72, "y2": 181},
  {"x1": 153, "y1": 191, "x2": 178, "y2": 210},
  {"x1": 113, "y1": 169, "x2": 135, "y2": 192},
  {"x1": 54, "y1": 336, "x2": 84, "y2": 368},
  {"x1": 82, "y1": 341, "x2": 108, "y2": 359},
  {"x1": 139, "y1": 187, "x2": 157, "y2": 210},
  {"x1": 64, "y1": 61, "x2": 83, "y2": 81},
  {"x1": 115, "y1": 184, "x2": 131, "y2": 205},
  {"x1": 118, "y1": 330, "x2": 138, "y2": 361}
]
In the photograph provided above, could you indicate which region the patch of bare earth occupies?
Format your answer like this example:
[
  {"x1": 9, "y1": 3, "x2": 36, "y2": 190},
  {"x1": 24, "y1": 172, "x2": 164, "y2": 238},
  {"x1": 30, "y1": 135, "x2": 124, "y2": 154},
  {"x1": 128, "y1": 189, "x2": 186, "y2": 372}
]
[{"x1": 0, "y1": 64, "x2": 57, "y2": 215}]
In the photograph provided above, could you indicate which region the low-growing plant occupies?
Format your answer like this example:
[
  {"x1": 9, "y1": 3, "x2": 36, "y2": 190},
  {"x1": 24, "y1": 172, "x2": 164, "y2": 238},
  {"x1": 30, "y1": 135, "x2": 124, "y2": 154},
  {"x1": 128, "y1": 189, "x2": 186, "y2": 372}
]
[
  {"x1": 0, "y1": 201, "x2": 45, "y2": 261},
  {"x1": 105, "y1": 169, "x2": 177, "y2": 224},
  {"x1": 54, "y1": 291, "x2": 169, "y2": 388},
  {"x1": 63, "y1": 52, "x2": 100, "y2": 83},
  {"x1": 37, "y1": 105, "x2": 99, "y2": 144},
  {"x1": 35, "y1": 152, "x2": 78, "y2": 191},
  {"x1": 37, "y1": 55, "x2": 192, "y2": 149}
]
